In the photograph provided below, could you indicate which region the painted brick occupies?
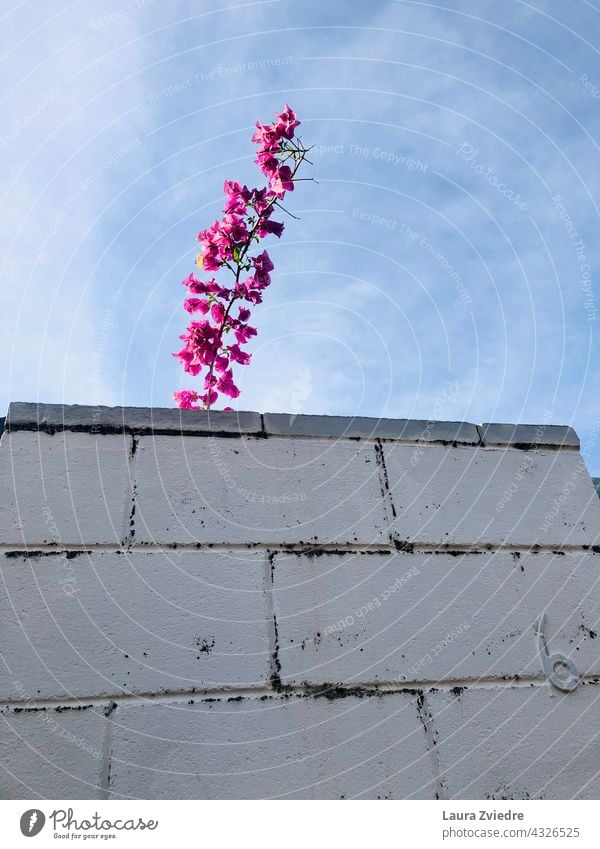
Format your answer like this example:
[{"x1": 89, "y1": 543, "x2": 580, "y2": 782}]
[
  {"x1": 381, "y1": 443, "x2": 600, "y2": 546},
  {"x1": 0, "y1": 550, "x2": 270, "y2": 700},
  {"x1": 0, "y1": 706, "x2": 108, "y2": 799},
  {"x1": 7, "y1": 402, "x2": 262, "y2": 436},
  {"x1": 108, "y1": 692, "x2": 437, "y2": 799},
  {"x1": 134, "y1": 436, "x2": 387, "y2": 545},
  {"x1": 2, "y1": 403, "x2": 599, "y2": 802},
  {"x1": 480, "y1": 422, "x2": 580, "y2": 449},
  {"x1": 0, "y1": 431, "x2": 131, "y2": 545},
  {"x1": 429, "y1": 684, "x2": 600, "y2": 799},
  {"x1": 273, "y1": 550, "x2": 600, "y2": 686},
  {"x1": 264, "y1": 413, "x2": 480, "y2": 444}
]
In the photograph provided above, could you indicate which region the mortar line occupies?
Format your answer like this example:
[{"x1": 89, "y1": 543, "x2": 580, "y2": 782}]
[
  {"x1": 265, "y1": 551, "x2": 282, "y2": 692},
  {"x1": 124, "y1": 433, "x2": 138, "y2": 549},
  {"x1": 1, "y1": 542, "x2": 597, "y2": 556},
  {"x1": 373, "y1": 438, "x2": 398, "y2": 534},
  {"x1": 5, "y1": 422, "x2": 581, "y2": 451},
  {"x1": 415, "y1": 689, "x2": 447, "y2": 800},
  {"x1": 98, "y1": 701, "x2": 117, "y2": 800},
  {"x1": 3, "y1": 673, "x2": 599, "y2": 710}
]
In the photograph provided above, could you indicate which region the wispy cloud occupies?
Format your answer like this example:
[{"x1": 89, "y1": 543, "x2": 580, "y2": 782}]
[{"x1": 1, "y1": 0, "x2": 598, "y2": 471}]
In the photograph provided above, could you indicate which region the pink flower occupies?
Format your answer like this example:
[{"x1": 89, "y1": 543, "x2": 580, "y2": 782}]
[
  {"x1": 234, "y1": 280, "x2": 264, "y2": 303},
  {"x1": 184, "y1": 298, "x2": 210, "y2": 314},
  {"x1": 228, "y1": 343, "x2": 251, "y2": 365},
  {"x1": 252, "y1": 251, "x2": 274, "y2": 287},
  {"x1": 224, "y1": 180, "x2": 251, "y2": 203},
  {"x1": 173, "y1": 347, "x2": 202, "y2": 376},
  {"x1": 214, "y1": 354, "x2": 229, "y2": 373},
  {"x1": 183, "y1": 273, "x2": 209, "y2": 293},
  {"x1": 174, "y1": 105, "x2": 310, "y2": 411},
  {"x1": 185, "y1": 277, "x2": 216, "y2": 295},
  {"x1": 243, "y1": 275, "x2": 269, "y2": 294},
  {"x1": 200, "y1": 251, "x2": 221, "y2": 272},
  {"x1": 275, "y1": 104, "x2": 300, "y2": 140},
  {"x1": 211, "y1": 302, "x2": 226, "y2": 323},
  {"x1": 177, "y1": 319, "x2": 221, "y2": 369},
  {"x1": 251, "y1": 122, "x2": 280, "y2": 148},
  {"x1": 173, "y1": 389, "x2": 201, "y2": 409},
  {"x1": 255, "y1": 151, "x2": 279, "y2": 177},
  {"x1": 244, "y1": 287, "x2": 263, "y2": 305},
  {"x1": 200, "y1": 389, "x2": 218, "y2": 407},
  {"x1": 252, "y1": 188, "x2": 270, "y2": 214},
  {"x1": 234, "y1": 323, "x2": 258, "y2": 344},
  {"x1": 269, "y1": 165, "x2": 294, "y2": 197},
  {"x1": 217, "y1": 369, "x2": 240, "y2": 398},
  {"x1": 221, "y1": 213, "x2": 248, "y2": 244},
  {"x1": 258, "y1": 217, "x2": 284, "y2": 238},
  {"x1": 253, "y1": 250, "x2": 274, "y2": 275}
]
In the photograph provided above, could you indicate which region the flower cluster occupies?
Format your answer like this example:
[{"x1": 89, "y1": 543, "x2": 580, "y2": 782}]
[{"x1": 173, "y1": 104, "x2": 310, "y2": 410}]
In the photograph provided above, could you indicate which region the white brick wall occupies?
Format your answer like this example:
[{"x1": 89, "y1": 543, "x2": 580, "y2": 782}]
[
  {"x1": 1, "y1": 404, "x2": 599, "y2": 800},
  {"x1": 134, "y1": 435, "x2": 387, "y2": 545}
]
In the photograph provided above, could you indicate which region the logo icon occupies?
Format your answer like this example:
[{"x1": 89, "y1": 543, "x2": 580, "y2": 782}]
[{"x1": 20, "y1": 810, "x2": 45, "y2": 837}]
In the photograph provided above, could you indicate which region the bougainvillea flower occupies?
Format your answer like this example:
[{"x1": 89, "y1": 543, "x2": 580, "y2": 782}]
[
  {"x1": 173, "y1": 389, "x2": 200, "y2": 409},
  {"x1": 173, "y1": 104, "x2": 310, "y2": 411}
]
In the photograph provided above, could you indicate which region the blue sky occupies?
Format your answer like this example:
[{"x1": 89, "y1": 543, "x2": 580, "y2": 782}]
[{"x1": 1, "y1": 0, "x2": 599, "y2": 472}]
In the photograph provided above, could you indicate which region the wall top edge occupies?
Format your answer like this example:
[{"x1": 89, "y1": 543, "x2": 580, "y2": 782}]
[{"x1": 2, "y1": 402, "x2": 580, "y2": 449}]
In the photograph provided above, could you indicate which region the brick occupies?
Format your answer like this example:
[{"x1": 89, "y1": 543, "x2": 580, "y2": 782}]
[
  {"x1": 0, "y1": 550, "x2": 270, "y2": 700},
  {"x1": 480, "y1": 422, "x2": 580, "y2": 449},
  {"x1": 429, "y1": 684, "x2": 600, "y2": 799},
  {"x1": 6, "y1": 402, "x2": 262, "y2": 436},
  {"x1": 273, "y1": 550, "x2": 600, "y2": 686},
  {"x1": 109, "y1": 692, "x2": 437, "y2": 799},
  {"x1": 134, "y1": 436, "x2": 387, "y2": 545},
  {"x1": 381, "y1": 443, "x2": 600, "y2": 546},
  {"x1": 264, "y1": 413, "x2": 480, "y2": 444},
  {"x1": 0, "y1": 431, "x2": 131, "y2": 545},
  {"x1": 0, "y1": 705, "x2": 108, "y2": 799}
]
